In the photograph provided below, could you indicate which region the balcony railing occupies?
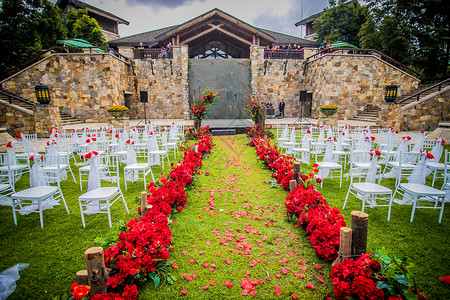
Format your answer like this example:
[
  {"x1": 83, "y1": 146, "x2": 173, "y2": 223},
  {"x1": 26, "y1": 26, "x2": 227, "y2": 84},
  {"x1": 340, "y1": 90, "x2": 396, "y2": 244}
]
[
  {"x1": 264, "y1": 49, "x2": 304, "y2": 60},
  {"x1": 134, "y1": 48, "x2": 173, "y2": 60}
]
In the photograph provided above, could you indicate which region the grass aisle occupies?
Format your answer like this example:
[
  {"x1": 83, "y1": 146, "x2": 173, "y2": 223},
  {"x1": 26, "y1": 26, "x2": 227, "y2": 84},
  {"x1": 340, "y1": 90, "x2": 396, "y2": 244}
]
[{"x1": 142, "y1": 135, "x2": 334, "y2": 299}]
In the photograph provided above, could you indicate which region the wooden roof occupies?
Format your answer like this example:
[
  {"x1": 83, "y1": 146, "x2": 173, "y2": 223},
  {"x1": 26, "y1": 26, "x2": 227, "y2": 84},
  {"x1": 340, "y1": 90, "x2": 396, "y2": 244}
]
[
  {"x1": 110, "y1": 8, "x2": 318, "y2": 48},
  {"x1": 56, "y1": 0, "x2": 129, "y2": 25}
]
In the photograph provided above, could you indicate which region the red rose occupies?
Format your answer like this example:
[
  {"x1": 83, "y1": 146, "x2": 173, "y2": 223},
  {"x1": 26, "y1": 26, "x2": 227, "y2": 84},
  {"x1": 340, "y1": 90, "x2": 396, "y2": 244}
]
[{"x1": 369, "y1": 260, "x2": 381, "y2": 273}]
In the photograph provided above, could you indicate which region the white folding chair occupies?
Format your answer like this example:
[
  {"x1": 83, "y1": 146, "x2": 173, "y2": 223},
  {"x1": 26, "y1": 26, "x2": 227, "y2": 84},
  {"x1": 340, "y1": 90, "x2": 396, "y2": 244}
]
[
  {"x1": 124, "y1": 143, "x2": 155, "y2": 190},
  {"x1": 11, "y1": 155, "x2": 69, "y2": 228},
  {"x1": 78, "y1": 154, "x2": 129, "y2": 228},
  {"x1": 392, "y1": 152, "x2": 447, "y2": 223},
  {"x1": 0, "y1": 147, "x2": 29, "y2": 187},
  {"x1": 343, "y1": 150, "x2": 393, "y2": 220},
  {"x1": 316, "y1": 138, "x2": 343, "y2": 188},
  {"x1": 292, "y1": 130, "x2": 311, "y2": 164},
  {"x1": 0, "y1": 153, "x2": 15, "y2": 207}
]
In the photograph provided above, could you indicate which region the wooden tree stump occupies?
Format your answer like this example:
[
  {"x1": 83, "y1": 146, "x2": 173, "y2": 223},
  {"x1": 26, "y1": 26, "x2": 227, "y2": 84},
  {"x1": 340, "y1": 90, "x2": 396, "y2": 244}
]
[
  {"x1": 76, "y1": 270, "x2": 88, "y2": 285},
  {"x1": 289, "y1": 179, "x2": 297, "y2": 192},
  {"x1": 293, "y1": 162, "x2": 301, "y2": 185},
  {"x1": 333, "y1": 227, "x2": 352, "y2": 266},
  {"x1": 140, "y1": 191, "x2": 149, "y2": 215},
  {"x1": 351, "y1": 211, "x2": 368, "y2": 256},
  {"x1": 85, "y1": 247, "x2": 108, "y2": 295}
]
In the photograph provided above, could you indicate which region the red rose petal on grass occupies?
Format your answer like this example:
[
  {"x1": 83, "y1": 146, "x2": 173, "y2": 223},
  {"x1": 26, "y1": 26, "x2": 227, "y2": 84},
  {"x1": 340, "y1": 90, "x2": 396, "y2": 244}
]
[
  {"x1": 209, "y1": 267, "x2": 215, "y2": 272},
  {"x1": 172, "y1": 263, "x2": 178, "y2": 269},
  {"x1": 275, "y1": 252, "x2": 280, "y2": 255},
  {"x1": 318, "y1": 278, "x2": 324, "y2": 283},
  {"x1": 282, "y1": 258, "x2": 288, "y2": 263},
  {"x1": 251, "y1": 291, "x2": 257, "y2": 296},
  {"x1": 203, "y1": 262, "x2": 209, "y2": 268},
  {"x1": 211, "y1": 263, "x2": 217, "y2": 268},
  {"x1": 245, "y1": 271, "x2": 251, "y2": 275},
  {"x1": 191, "y1": 245, "x2": 196, "y2": 248},
  {"x1": 290, "y1": 236, "x2": 295, "y2": 239},
  {"x1": 217, "y1": 253, "x2": 222, "y2": 257},
  {"x1": 181, "y1": 289, "x2": 188, "y2": 294},
  {"x1": 298, "y1": 260, "x2": 304, "y2": 265},
  {"x1": 210, "y1": 280, "x2": 216, "y2": 285},
  {"x1": 299, "y1": 266, "x2": 307, "y2": 271},
  {"x1": 242, "y1": 290, "x2": 248, "y2": 296},
  {"x1": 275, "y1": 274, "x2": 281, "y2": 278},
  {"x1": 289, "y1": 252, "x2": 295, "y2": 256},
  {"x1": 299, "y1": 273, "x2": 306, "y2": 279},
  {"x1": 203, "y1": 286, "x2": 209, "y2": 290},
  {"x1": 305, "y1": 283, "x2": 315, "y2": 289},
  {"x1": 182, "y1": 250, "x2": 187, "y2": 255},
  {"x1": 292, "y1": 294, "x2": 298, "y2": 299},
  {"x1": 192, "y1": 273, "x2": 197, "y2": 279},
  {"x1": 189, "y1": 258, "x2": 195, "y2": 264},
  {"x1": 199, "y1": 251, "x2": 205, "y2": 255},
  {"x1": 315, "y1": 264, "x2": 322, "y2": 269}
]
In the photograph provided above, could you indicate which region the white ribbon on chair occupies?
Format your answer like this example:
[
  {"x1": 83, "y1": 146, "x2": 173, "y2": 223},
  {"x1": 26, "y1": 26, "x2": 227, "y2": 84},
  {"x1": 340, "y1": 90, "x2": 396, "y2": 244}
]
[
  {"x1": 125, "y1": 140, "x2": 138, "y2": 182},
  {"x1": 30, "y1": 155, "x2": 49, "y2": 188},
  {"x1": 87, "y1": 153, "x2": 101, "y2": 192},
  {"x1": 318, "y1": 138, "x2": 334, "y2": 179},
  {"x1": 383, "y1": 139, "x2": 409, "y2": 179}
]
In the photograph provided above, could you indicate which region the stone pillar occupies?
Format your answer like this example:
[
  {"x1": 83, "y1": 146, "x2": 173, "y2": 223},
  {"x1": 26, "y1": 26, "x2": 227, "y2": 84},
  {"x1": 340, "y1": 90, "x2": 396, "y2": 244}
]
[
  {"x1": 250, "y1": 45, "x2": 265, "y2": 95},
  {"x1": 108, "y1": 117, "x2": 130, "y2": 128},
  {"x1": 317, "y1": 115, "x2": 338, "y2": 127},
  {"x1": 33, "y1": 105, "x2": 61, "y2": 138},
  {"x1": 172, "y1": 45, "x2": 190, "y2": 120}
]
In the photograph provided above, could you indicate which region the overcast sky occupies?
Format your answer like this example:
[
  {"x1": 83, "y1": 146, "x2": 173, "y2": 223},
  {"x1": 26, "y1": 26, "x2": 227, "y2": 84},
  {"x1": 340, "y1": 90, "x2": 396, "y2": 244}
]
[{"x1": 77, "y1": 0, "x2": 330, "y2": 38}]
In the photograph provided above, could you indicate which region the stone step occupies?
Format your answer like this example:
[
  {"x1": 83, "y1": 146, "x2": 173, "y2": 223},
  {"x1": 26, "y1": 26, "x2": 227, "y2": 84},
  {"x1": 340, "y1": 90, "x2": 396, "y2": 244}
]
[{"x1": 352, "y1": 116, "x2": 379, "y2": 122}]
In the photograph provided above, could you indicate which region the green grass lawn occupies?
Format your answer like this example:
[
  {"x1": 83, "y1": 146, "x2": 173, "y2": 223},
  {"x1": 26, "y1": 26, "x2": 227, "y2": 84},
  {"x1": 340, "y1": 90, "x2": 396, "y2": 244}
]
[
  {"x1": 0, "y1": 150, "x2": 184, "y2": 299},
  {"x1": 0, "y1": 135, "x2": 449, "y2": 299}
]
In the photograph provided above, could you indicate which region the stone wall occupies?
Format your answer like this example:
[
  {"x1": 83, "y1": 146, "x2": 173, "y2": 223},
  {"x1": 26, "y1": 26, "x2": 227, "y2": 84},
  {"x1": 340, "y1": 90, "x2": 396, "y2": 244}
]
[
  {"x1": 1, "y1": 53, "x2": 135, "y2": 123},
  {"x1": 379, "y1": 89, "x2": 450, "y2": 131},
  {"x1": 250, "y1": 46, "x2": 307, "y2": 117},
  {"x1": 118, "y1": 46, "x2": 134, "y2": 58},
  {"x1": 129, "y1": 45, "x2": 190, "y2": 120},
  {"x1": 0, "y1": 104, "x2": 62, "y2": 138},
  {"x1": 304, "y1": 54, "x2": 420, "y2": 120},
  {"x1": 0, "y1": 105, "x2": 34, "y2": 136}
]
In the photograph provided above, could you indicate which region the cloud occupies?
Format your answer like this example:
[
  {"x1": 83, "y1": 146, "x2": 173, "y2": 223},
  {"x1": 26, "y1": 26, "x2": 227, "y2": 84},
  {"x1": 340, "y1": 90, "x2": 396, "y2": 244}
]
[
  {"x1": 253, "y1": 0, "x2": 329, "y2": 37},
  {"x1": 125, "y1": 0, "x2": 205, "y2": 8}
]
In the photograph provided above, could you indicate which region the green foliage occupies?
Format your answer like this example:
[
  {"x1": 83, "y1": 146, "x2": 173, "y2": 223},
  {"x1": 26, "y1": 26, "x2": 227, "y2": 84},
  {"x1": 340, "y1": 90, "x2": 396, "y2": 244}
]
[
  {"x1": 361, "y1": 0, "x2": 450, "y2": 81},
  {"x1": 375, "y1": 248, "x2": 418, "y2": 298},
  {"x1": 65, "y1": 9, "x2": 107, "y2": 46},
  {"x1": 313, "y1": 1, "x2": 368, "y2": 47},
  {"x1": 0, "y1": 0, "x2": 66, "y2": 75}
]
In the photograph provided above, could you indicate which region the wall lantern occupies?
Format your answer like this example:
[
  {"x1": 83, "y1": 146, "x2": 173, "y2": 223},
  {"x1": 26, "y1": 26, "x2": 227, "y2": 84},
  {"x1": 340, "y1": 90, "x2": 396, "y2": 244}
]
[
  {"x1": 385, "y1": 83, "x2": 398, "y2": 102},
  {"x1": 35, "y1": 83, "x2": 51, "y2": 105}
]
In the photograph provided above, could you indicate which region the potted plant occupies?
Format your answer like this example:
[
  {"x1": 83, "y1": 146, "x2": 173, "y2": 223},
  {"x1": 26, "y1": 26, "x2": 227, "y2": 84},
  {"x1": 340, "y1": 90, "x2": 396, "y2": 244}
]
[
  {"x1": 107, "y1": 105, "x2": 129, "y2": 118},
  {"x1": 319, "y1": 104, "x2": 338, "y2": 116}
]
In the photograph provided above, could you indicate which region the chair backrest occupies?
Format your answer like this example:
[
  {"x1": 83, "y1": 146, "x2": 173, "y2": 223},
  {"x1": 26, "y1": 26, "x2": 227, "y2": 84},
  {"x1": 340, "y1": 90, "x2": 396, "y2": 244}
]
[
  {"x1": 0, "y1": 153, "x2": 13, "y2": 187},
  {"x1": 322, "y1": 138, "x2": 334, "y2": 162},
  {"x1": 411, "y1": 132, "x2": 426, "y2": 152}
]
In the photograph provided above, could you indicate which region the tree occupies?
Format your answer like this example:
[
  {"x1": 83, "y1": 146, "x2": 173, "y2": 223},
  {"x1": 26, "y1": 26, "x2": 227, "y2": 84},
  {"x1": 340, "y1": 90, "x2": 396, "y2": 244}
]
[
  {"x1": 0, "y1": 0, "x2": 66, "y2": 75},
  {"x1": 312, "y1": 0, "x2": 368, "y2": 47},
  {"x1": 362, "y1": 0, "x2": 450, "y2": 81},
  {"x1": 65, "y1": 9, "x2": 107, "y2": 46}
]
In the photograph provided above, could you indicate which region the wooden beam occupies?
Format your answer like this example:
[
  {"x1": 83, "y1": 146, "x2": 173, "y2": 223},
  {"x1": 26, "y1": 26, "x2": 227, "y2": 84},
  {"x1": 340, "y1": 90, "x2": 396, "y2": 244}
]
[
  {"x1": 181, "y1": 23, "x2": 223, "y2": 45},
  {"x1": 216, "y1": 26, "x2": 252, "y2": 45}
]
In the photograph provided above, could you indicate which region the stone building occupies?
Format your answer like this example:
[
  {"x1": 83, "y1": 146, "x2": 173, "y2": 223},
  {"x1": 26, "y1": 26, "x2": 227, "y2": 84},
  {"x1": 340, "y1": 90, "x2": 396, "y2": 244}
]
[{"x1": 1, "y1": 8, "x2": 448, "y2": 137}]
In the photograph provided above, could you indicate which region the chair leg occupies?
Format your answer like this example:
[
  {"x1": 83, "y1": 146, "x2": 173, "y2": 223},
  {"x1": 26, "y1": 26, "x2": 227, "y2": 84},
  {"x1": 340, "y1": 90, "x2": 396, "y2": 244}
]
[
  {"x1": 120, "y1": 190, "x2": 129, "y2": 214},
  {"x1": 38, "y1": 201, "x2": 44, "y2": 229},
  {"x1": 343, "y1": 186, "x2": 351, "y2": 209},
  {"x1": 79, "y1": 199, "x2": 86, "y2": 228},
  {"x1": 79, "y1": 171, "x2": 83, "y2": 191},
  {"x1": 11, "y1": 200, "x2": 18, "y2": 225},
  {"x1": 107, "y1": 201, "x2": 112, "y2": 228},
  {"x1": 438, "y1": 197, "x2": 445, "y2": 224},
  {"x1": 410, "y1": 196, "x2": 418, "y2": 222},
  {"x1": 387, "y1": 193, "x2": 393, "y2": 222}
]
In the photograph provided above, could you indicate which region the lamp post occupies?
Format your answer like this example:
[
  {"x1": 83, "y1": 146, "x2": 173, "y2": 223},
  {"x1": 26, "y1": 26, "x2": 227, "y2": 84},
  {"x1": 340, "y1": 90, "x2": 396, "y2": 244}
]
[
  {"x1": 385, "y1": 83, "x2": 398, "y2": 102},
  {"x1": 35, "y1": 83, "x2": 51, "y2": 105}
]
